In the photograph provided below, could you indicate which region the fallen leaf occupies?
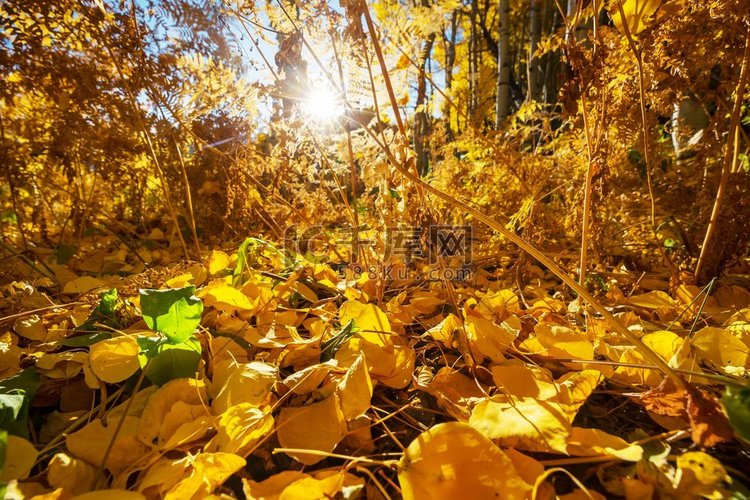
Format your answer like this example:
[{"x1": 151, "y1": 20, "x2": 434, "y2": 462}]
[
  {"x1": 469, "y1": 396, "x2": 572, "y2": 453},
  {"x1": 89, "y1": 336, "x2": 140, "y2": 383},
  {"x1": 0, "y1": 435, "x2": 38, "y2": 481},
  {"x1": 276, "y1": 394, "x2": 346, "y2": 465},
  {"x1": 336, "y1": 354, "x2": 373, "y2": 420},
  {"x1": 398, "y1": 422, "x2": 532, "y2": 500}
]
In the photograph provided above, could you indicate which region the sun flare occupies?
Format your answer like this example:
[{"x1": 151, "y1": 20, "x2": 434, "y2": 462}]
[{"x1": 302, "y1": 87, "x2": 344, "y2": 122}]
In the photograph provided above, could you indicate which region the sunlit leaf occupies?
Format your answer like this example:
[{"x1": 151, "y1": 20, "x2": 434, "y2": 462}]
[
  {"x1": 139, "y1": 286, "x2": 203, "y2": 344},
  {"x1": 398, "y1": 422, "x2": 533, "y2": 500}
]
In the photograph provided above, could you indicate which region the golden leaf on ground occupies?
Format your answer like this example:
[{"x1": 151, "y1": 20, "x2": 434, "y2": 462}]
[
  {"x1": 47, "y1": 453, "x2": 96, "y2": 495},
  {"x1": 533, "y1": 323, "x2": 594, "y2": 361},
  {"x1": 336, "y1": 354, "x2": 373, "y2": 420},
  {"x1": 675, "y1": 451, "x2": 730, "y2": 498},
  {"x1": 464, "y1": 314, "x2": 515, "y2": 362},
  {"x1": 62, "y1": 276, "x2": 107, "y2": 295},
  {"x1": 166, "y1": 453, "x2": 245, "y2": 499},
  {"x1": 491, "y1": 361, "x2": 557, "y2": 400},
  {"x1": 339, "y1": 301, "x2": 392, "y2": 346},
  {"x1": 335, "y1": 337, "x2": 415, "y2": 389},
  {"x1": 89, "y1": 335, "x2": 140, "y2": 383},
  {"x1": 566, "y1": 427, "x2": 643, "y2": 461},
  {"x1": 199, "y1": 281, "x2": 256, "y2": 313},
  {"x1": 282, "y1": 362, "x2": 335, "y2": 395},
  {"x1": 136, "y1": 378, "x2": 208, "y2": 446},
  {"x1": 424, "y1": 367, "x2": 486, "y2": 420},
  {"x1": 139, "y1": 453, "x2": 244, "y2": 499},
  {"x1": 398, "y1": 422, "x2": 533, "y2": 500},
  {"x1": 276, "y1": 394, "x2": 347, "y2": 465},
  {"x1": 469, "y1": 397, "x2": 572, "y2": 453},
  {"x1": 0, "y1": 435, "x2": 38, "y2": 481},
  {"x1": 13, "y1": 314, "x2": 47, "y2": 341},
  {"x1": 208, "y1": 250, "x2": 231, "y2": 276},
  {"x1": 426, "y1": 313, "x2": 462, "y2": 348},
  {"x1": 66, "y1": 416, "x2": 146, "y2": 474},
  {"x1": 243, "y1": 471, "x2": 308, "y2": 499},
  {"x1": 72, "y1": 490, "x2": 146, "y2": 499},
  {"x1": 691, "y1": 327, "x2": 748, "y2": 374},
  {"x1": 157, "y1": 401, "x2": 211, "y2": 448},
  {"x1": 205, "y1": 403, "x2": 274, "y2": 455},
  {"x1": 210, "y1": 361, "x2": 278, "y2": 413}
]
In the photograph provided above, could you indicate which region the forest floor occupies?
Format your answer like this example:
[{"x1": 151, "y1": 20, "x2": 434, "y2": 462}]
[{"x1": 2, "y1": 224, "x2": 750, "y2": 499}]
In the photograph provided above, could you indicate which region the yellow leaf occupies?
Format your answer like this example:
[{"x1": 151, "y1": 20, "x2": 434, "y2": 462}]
[
  {"x1": 89, "y1": 336, "x2": 140, "y2": 383},
  {"x1": 622, "y1": 290, "x2": 676, "y2": 310},
  {"x1": 157, "y1": 401, "x2": 211, "y2": 448},
  {"x1": 614, "y1": 331, "x2": 686, "y2": 386},
  {"x1": 62, "y1": 276, "x2": 107, "y2": 295},
  {"x1": 691, "y1": 327, "x2": 748, "y2": 373},
  {"x1": 36, "y1": 352, "x2": 88, "y2": 379},
  {"x1": 277, "y1": 394, "x2": 346, "y2": 465},
  {"x1": 566, "y1": 427, "x2": 643, "y2": 461},
  {"x1": 165, "y1": 453, "x2": 245, "y2": 499},
  {"x1": 339, "y1": 301, "x2": 392, "y2": 346},
  {"x1": 66, "y1": 416, "x2": 143, "y2": 473},
  {"x1": 206, "y1": 403, "x2": 274, "y2": 455},
  {"x1": 555, "y1": 370, "x2": 603, "y2": 405},
  {"x1": 47, "y1": 453, "x2": 96, "y2": 495},
  {"x1": 426, "y1": 313, "x2": 462, "y2": 348},
  {"x1": 464, "y1": 315, "x2": 515, "y2": 362},
  {"x1": 677, "y1": 451, "x2": 728, "y2": 487},
  {"x1": 424, "y1": 367, "x2": 486, "y2": 420},
  {"x1": 0, "y1": 435, "x2": 38, "y2": 481},
  {"x1": 199, "y1": 281, "x2": 256, "y2": 313},
  {"x1": 534, "y1": 323, "x2": 594, "y2": 361},
  {"x1": 469, "y1": 397, "x2": 572, "y2": 453},
  {"x1": 475, "y1": 289, "x2": 521, "y2": 321},
  {"x1": 398, "y1": 422, "x2": 531, "y2": 500},
  {"x1": 243, "y1": 471, "x2": 309, "y2": 499},
  {"x1": 278, "y1": 471, "x2": 346, "y2": 500},
  {"x1": 336, "y1": 337, "x2": 415, "y2": 389},
  {"x1": 13, "y1": 314, "x2": 47, "y2": 341},
  {"x1": 136, "y1": 378, "x2": 207, "y2": 447},
  {"x1": 208, "y1": 250, "x2": 231, "y2": 276},
  {"x1": 72, "y1": 490, "x2": 145, "y2": 500},
  {"x1": 609, "y1": 0, "x2": 662, "y2": 36},
  {"x1": 491, "y1": 361, "x2": 557, "y2": 400},
  {"x1": 282, "y1": 362, "x2": 334, "y2": 395},
  {"x1": 160, "y1": 415, "x2": 214, "y2": 450},
  {"x1": 336, "y1": 354, "x2": 373, "y2": 420},
  {"x1": 211, "y1": 361, "x2": 278, "y2": 413}
]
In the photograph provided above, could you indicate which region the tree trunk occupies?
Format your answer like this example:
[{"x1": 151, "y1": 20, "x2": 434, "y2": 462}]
[
  {"x1": 443, "y1": 10, "x2": 458, "y2": 138},
  {"x1": 415, "y1": 31, "x2": 436, "y2": 176},
  {"x1": 527, "y1": 0, "x2": 541, "y2": 102},
  {"x1": 495, "y1": 0, "x2": 510, "y2": 127}
]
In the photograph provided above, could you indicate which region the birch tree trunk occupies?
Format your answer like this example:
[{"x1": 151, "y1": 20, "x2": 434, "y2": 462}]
[{"x1": 414, "y1": 31, "x2": 436, "y2": 176}]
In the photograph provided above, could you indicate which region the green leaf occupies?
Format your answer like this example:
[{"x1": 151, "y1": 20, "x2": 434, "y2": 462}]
[
  {"x1": 139, "y1": 337, "x2": 202, "y2": 386},
  {"x1": 320, "y1": 319, "x2": 357, "y2": 363},
  {"x1": 139, "y1": 286, "x2": 203, "y2": 344},
  {"x1": 723, "y1": 385, "x2": 750, "y2": 442},
  {"x1": 0, "y1": 368, "x2": 41, "y2": 438},
  {"x1": 78, "y1": 288, "x2": 122, "y2": 333}
]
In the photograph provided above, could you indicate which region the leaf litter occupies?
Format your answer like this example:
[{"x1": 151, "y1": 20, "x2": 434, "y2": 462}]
[{"x1": 1, "y1": 237, "x2": 750, "y2": 499}]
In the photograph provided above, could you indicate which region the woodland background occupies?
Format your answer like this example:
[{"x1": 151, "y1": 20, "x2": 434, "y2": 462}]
[{"x1": 2, "y1": 0, "x2": 750, "y2": 498}]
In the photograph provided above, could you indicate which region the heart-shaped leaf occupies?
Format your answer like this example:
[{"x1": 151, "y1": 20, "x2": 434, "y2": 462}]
[{"x1": 140, "y1": 286, "x2": 203, "y2": 344}]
